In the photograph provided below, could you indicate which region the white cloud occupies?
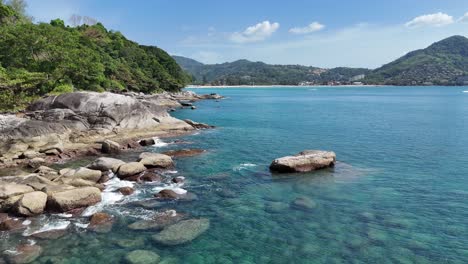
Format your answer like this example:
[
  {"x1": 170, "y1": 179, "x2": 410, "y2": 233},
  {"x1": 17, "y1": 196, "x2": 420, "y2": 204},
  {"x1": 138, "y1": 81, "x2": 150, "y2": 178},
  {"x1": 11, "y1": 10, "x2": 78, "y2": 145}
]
[
  {"x1": 405, "y1": 12, "x2": 454, "y2": 28},
  {"x1": 230, "y1": 21, "x2": 280, "y2": 43},
  {"x1": 459, "y1": 12, "x2": 468, "y2": 22},
  {"x1": 289, "y1": 22, "x2": 325, "y2": 34}
]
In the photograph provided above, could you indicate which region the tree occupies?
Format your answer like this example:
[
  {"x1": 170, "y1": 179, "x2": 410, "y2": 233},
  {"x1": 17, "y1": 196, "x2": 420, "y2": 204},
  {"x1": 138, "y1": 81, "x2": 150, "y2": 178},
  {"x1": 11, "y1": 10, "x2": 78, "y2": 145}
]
[
  {"x1": 5, "y1": 0, "x2": 31, "y2": 22},
  {"x1": 69, "y1": 14, "x2": 82, "y2": 26},
  {"x1": 82, "y1": 16, "x2": 98, "y2": 26}
]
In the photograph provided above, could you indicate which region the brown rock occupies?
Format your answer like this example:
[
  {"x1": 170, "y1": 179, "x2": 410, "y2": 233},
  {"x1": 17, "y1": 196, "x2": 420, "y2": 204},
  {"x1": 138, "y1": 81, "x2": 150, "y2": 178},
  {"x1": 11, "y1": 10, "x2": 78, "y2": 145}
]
[
  {"x1": 139, "y1": 138, "x2": 155, "y2": 146},
  {"x1": 118, "y1": 187, "x2": 135, "y2": 196},
  {"x1": 0, "y1": 218, "x2": 27, "y2": 231},
  {"x1": 4, "y1": 244, "x2": 43, "y2": 264},
  {"x1": 101, "y1": 139, "x2": 121, "y2": 154},
  {"x1": 162, "y1": 149, "x2": 206, "y2": 157},
  {"x1": 89, "y1": 212, "x2": 114, "y2": 233}
]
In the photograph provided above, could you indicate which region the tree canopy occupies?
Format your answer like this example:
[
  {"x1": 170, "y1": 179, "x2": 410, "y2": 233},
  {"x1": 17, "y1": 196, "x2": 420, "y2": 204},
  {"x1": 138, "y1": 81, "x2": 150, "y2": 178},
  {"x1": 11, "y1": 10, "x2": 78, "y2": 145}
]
[{"x1": 0, "y1": 2, "x2": 191, "y2": 111}]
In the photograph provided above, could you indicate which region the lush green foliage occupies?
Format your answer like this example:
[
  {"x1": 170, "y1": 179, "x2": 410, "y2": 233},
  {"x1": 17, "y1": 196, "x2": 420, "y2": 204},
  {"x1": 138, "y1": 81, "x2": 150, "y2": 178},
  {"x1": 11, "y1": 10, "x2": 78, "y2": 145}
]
[
  {"x1": 0, "y1": 2, "x2": 190, "y2": 111},
  {"x1": 365, "y1": 36, "x2": 468, "y2": 85},
  {"x1": 173, "y1": 56, "x2": 370, "y2": 86}
]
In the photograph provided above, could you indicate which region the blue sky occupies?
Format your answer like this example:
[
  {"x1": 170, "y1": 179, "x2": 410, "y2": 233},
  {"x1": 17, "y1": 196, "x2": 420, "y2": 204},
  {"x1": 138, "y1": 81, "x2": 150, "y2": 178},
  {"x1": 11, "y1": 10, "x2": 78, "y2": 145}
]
[{"x1": 27, "y1": 0, "x2": 468, "y2": 69}]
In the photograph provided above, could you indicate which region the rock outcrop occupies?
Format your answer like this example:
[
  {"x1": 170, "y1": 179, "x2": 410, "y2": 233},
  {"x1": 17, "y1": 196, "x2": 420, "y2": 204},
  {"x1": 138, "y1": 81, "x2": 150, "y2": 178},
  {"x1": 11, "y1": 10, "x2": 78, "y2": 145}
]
[
  {"x1": 0, "y1": 91, "x2": 219, "y2": 168},
  {"x1": 269, "y1": 150, "x2": 336, "y2": 173},
  {"x1": 46, "y1": 187, "x2": 102, "y2": 212},
  {"x1": 138, "y1": 153, "x2": 174, "y2": 168}
]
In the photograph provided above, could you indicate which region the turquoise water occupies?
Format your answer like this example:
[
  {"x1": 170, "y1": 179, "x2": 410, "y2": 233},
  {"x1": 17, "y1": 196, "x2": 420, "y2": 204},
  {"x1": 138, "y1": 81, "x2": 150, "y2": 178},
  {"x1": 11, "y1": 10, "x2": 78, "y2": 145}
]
[{"x1": 3, "y1": 86, "x2": 468, "y2": 263}]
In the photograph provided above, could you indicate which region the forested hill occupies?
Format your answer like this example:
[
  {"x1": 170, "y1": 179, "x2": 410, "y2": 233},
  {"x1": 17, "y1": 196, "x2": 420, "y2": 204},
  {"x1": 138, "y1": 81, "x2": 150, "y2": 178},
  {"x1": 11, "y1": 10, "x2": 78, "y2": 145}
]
[
  {"x1": 0, "y1": 1, "x2": 190, "y2": 111},
  {"x1": 173, "y1": 56, "x2": 370, "y2": 86},
  {"x1": 364, "y1": 35, "x2": 468, "y2": 85}
]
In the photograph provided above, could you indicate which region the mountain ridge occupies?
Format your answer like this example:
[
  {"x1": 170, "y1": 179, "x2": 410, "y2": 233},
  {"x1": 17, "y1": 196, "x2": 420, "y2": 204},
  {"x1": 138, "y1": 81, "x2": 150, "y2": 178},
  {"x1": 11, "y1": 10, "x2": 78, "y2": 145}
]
[{"x1": 175, "y1": 35, "x2": 468, "y2": 86}]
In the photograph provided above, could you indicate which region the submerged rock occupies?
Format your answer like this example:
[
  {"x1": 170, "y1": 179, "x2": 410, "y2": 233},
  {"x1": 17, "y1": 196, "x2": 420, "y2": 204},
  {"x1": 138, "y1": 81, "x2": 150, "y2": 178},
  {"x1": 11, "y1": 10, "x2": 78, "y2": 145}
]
[
  {"x1": 128, "y1": 210, "x2": 184, "y2": 231},
  {"x1": 290, "y1": 196, "x2": 317, "y2": 211},
  {"x1": 0, "y1": 218, "x2": 27, "y2": 232},
  {"x1": 4, "y1": 244, "x2": 43, "y2": 264},
  {"x1": 270, "y1": 150, "x2": 336, "y2": 173},
  {"x1": 184, "y1": 119, "x2": 214, "y2": 129},
  {"x1": 125, "y1": 250, "x2": 160, "y2": 264},
  {"x1": 118, "y1": 187, "x2": 135, "y2": 196},
  {"x1": 152, "y1": 218, "x2": 210, "y2": 246},
  {"x1": 162, "y1": 149, "x2": 206, "y2": 157},
  {"x1": 89, "y1": 212, "x2": 114, "y2": 233},
  {"x1": 46, "y1": 187, "x2": 101, "y2": 212},
  {"x1": 154, "y1": 189, "x2": 197, "y2": 201},
  {"x1": 138, "y1": 153, "x2": 174, "y2": 168},
  {"x1": 31, "y1": 228, "x2": 68, "y2": 240}
]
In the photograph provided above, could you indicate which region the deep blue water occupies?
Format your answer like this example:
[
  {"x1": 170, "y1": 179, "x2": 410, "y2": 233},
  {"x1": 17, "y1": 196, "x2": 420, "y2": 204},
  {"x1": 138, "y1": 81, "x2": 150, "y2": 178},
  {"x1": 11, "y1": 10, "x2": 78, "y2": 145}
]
[{"x1": 3, "y1": 86, "x2": 468, "y2": 263}]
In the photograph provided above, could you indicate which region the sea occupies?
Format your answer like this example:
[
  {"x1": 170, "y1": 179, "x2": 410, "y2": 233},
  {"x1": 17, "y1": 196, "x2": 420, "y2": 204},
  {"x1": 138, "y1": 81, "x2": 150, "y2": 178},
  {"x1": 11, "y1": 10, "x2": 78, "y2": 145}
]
[{"x1": 2, "y1": 86, "x2": 467, "y2": 263}]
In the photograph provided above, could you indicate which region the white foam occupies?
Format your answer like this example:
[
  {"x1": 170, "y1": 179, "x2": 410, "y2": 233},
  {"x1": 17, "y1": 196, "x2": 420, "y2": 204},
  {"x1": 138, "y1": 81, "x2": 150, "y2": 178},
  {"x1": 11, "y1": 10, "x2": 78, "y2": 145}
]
[
  {"x1": 75, "y1": 222, "x2": 89, "y2": 229},
  {"x1": 165, "y1": 170, "x2": 178, "y2": 174},
  {"x1": 463, "y1": 91, "x2": 468, "y2": 93},
  {"x1": 55, "y1": 213, "x2": 73, "y2": 218},
  {"x1": 82, "y1": 176, "x2": 133, "y2": 217},
  {"x1": 153, "y1": 185, "x2": 187, "y2": 194},
  {"x1": 22, "y1": 220, "x2": 31, "y2": 225},
  {"x1": 152, "y1": 137, "x2": 169, "y2": 147},
  {"x1": 23, "y1": 219, "x2": 70, "y2": 236},
  {"x1": 234, "y1": 163, "x2": 257, "y2": 171}
]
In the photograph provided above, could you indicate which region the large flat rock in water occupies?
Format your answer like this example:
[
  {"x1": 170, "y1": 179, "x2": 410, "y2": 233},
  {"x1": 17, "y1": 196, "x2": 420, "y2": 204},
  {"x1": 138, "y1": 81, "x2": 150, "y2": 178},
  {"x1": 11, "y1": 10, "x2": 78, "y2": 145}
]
[{"x1": 270, "y1": 150, "x2": 336, "y2": 173}]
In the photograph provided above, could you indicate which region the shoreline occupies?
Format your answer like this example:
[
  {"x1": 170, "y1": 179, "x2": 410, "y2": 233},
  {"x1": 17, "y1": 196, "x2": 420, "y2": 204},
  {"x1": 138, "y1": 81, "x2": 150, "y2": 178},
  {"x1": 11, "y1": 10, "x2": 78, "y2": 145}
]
[{"x1": 187, "y1": 84, "x2": 389, "y2": 89}]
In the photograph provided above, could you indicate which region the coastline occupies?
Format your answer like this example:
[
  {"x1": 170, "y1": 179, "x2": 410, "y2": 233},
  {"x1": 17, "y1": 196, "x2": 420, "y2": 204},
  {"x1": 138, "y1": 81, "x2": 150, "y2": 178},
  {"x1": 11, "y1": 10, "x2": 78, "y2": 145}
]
[{"x1": 187, "y1": 84, "x2": 389, "y2": 89}]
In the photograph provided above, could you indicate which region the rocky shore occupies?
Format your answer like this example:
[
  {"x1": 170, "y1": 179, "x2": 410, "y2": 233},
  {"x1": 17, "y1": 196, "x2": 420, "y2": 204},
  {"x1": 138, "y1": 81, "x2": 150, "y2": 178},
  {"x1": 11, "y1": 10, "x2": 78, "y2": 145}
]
[
  {"x1": 0, "y1": 91, "x2": 221, "y2": 169},
  {"x1": 0, "y1": 90, "x2": 220, "y2": 263}
]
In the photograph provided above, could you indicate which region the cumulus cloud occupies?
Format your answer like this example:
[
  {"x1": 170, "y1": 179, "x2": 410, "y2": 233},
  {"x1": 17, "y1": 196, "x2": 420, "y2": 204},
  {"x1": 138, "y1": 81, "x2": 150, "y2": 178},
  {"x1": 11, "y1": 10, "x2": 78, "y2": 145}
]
[
  {"x1": 459, "y1": 12, "x2": 468, "y2": 22},
  {"x1": 405, "y1": 12, "x2": 454, "y2": 28},
  {"x1": 289, "y1": 22, "x2": 325, "y2": 34},
  {"x1": 230, "y1": 21, "x2": 280, "y2": 43}
]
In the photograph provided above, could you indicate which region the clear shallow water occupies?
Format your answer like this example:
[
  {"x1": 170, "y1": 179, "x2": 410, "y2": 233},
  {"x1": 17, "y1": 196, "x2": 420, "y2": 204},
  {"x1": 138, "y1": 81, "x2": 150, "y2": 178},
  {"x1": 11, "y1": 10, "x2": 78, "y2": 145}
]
[{"x1": 3, "y1": 86, "x2": 468, "y2": 263}]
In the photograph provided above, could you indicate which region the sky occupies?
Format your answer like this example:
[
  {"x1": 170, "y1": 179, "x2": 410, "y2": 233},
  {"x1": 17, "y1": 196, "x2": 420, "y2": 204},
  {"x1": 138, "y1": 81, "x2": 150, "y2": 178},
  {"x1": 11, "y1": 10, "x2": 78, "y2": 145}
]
[{"x1": 26, "y1": 0, "x2": 468, "y2": 69}]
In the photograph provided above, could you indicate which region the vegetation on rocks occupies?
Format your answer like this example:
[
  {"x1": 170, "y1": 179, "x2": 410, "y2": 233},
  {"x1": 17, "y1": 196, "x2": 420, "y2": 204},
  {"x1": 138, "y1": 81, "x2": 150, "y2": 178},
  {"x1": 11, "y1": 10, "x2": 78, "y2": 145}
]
[{"x1": 0, "y1": 1, "x2": 190, "y2": 111}]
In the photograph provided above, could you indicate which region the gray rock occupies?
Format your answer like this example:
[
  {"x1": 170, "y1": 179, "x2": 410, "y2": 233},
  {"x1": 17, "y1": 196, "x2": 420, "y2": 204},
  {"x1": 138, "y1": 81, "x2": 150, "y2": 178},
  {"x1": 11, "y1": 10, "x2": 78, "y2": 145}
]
[
  {"x1": 152, "y1": 218, "x2": 210, "y2": 246},
  {"x1": 46, "y1": 187, "x2": 101, "y2": 212},
  {"x1": 101, "y1": 139, "x2": 121, "y2": 154},
  {"x1": 12, "y1": 191, "x2": 47, "y2": 216},
  {"x1": 0, "y1": 183, "x2": 34, "y2": 199},
  {"x1": 117, "y1": 162, "x2": 147, "y2": 178},
  {"x1": 73, "y1": 167, "x2": 102, "y2": 182},
  {"x1": 87, "y1": 157, "x2": 125, "y2": 172},
  {"x1": 270, "y1": 150, "x2": 336, "y2": 173},
  {"x1": 125, "y1": 250, "x2": 160, "y2": 264},
  {"x1": 138, "y1": 153, "x2": 174, "y2": 168}
]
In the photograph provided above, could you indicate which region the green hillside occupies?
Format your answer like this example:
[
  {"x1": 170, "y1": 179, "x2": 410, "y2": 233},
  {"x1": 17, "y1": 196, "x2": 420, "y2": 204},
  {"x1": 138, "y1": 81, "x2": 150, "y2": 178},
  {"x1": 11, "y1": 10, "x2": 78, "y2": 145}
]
[
  {"x1": 365, "y1": 35, "x2": 468, "y2": 85},
  {"x1": 173, "y1": 56, "x2": 370, "y2": 86},
  {"x1": 0, "y1": 2, "x2": 190, "y2": 111}
]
